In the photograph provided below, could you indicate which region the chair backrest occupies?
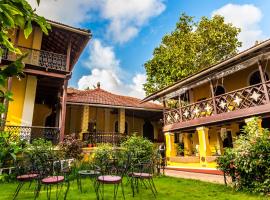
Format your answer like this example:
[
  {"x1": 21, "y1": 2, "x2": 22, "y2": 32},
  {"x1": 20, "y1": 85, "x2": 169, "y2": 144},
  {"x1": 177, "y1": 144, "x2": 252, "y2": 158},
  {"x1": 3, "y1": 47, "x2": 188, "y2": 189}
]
[{"x1": 132, "y1": 161, "x2": 154, "y2": 175}]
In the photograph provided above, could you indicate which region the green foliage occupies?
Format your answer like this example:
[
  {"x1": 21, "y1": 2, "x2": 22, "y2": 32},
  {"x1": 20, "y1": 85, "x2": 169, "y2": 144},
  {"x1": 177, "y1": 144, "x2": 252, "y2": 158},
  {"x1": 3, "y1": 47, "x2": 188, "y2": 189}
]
[
  {"x1": 93, "y1": 144, "x2": 114, "y2": 168},
  {"x1": 217, "y1": 117, "x2": 270, "y2": 195},
  {"x1": 59, "y1": 135, "x2": 83, "y2": 160},
  {"x1": 0, "y1": 0, "x2": 50, "y2": 53},
  {"x1": 24, "y1": 139, "x2": 59, "y2": 172},
  {"x1": 0, "y1": 131, "x2": 25, "y2": 168},
  {"x1": 177, "y1": 143, "x2": 184, "y2": 156},
  {"x1": 0, "y1": 0, "x2": 50, "y2": 127},
  {"x1": 217, "y1": 148, "x2": 236, "y2": 180},
  {"x1": 121, "y1": 135, "x2": 154, "y2": 164},
  {"x1": 144, "y1": 13, "x2": 241, "y2": 95}
]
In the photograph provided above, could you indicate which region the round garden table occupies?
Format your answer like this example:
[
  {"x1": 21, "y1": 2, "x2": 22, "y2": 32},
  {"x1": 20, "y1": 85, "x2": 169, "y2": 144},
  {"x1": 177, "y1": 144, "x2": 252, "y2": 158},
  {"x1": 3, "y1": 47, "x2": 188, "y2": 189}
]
[{"x1": 77, "y1": 170, "x2": 100, "y2": 192}]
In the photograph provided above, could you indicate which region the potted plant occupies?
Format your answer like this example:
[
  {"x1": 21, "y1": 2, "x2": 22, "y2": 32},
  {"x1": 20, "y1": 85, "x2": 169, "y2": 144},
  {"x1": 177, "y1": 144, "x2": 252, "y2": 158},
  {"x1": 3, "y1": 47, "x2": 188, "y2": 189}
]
[{"x1": 177, "y1": 143, "x2": 184, "y2": 156}]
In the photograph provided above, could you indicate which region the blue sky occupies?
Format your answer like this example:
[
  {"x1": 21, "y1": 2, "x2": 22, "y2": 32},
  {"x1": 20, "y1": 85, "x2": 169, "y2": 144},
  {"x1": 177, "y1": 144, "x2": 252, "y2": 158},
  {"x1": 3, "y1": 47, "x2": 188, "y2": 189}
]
[{"x1": 29, "y1": 0, "x2": 270, "y2": 98}]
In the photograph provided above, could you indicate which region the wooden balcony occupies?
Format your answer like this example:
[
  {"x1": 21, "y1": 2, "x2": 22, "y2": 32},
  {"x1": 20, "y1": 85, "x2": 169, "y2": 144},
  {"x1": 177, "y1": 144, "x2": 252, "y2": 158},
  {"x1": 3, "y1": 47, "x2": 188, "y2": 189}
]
[
  {"x1": 5, "y1": 125, "x2": 60, "y2": 144},
  {"x1": 164, "y1": 81, "x2": 270, "y2": 131},
  {"x1": 1, "y1": 46, "x2": 67, "y2": 72}
]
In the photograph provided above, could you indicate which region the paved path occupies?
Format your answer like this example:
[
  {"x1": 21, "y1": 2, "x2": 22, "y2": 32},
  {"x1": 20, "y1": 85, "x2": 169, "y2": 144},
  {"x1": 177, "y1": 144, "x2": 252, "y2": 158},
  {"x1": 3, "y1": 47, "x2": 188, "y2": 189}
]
[{"x1": 165, "y1": 169, "x2": 228, "y2": 184}]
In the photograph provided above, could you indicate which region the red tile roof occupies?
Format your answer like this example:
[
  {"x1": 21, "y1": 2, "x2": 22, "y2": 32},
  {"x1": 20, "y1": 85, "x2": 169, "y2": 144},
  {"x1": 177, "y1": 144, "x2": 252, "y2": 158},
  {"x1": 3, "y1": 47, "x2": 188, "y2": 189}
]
[{"x1": 66, "y1": 88, "x2": 162, "y2": 110}]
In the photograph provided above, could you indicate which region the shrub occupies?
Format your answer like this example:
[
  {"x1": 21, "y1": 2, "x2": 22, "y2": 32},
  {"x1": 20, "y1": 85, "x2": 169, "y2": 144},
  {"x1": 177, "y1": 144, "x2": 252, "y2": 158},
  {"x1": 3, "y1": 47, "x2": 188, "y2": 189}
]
[
  {"x1": 120, "y1": 135, "x2": 154, "y2": 164},
  {"x1": 59, "y1": 134, "x2": 83, "y2": 160},
  {"x1": 93, "y1": 144, "x2": 113, "y2": 168},
  {"x1": 217, "y1": 117, "x2": 270, "y2": 195},
  {"x1": 0, "y1": 131, "x2": 25, "y2": 168},
  {"x1": 24, "y1": 139, "x2": 59, "y2": 173}
]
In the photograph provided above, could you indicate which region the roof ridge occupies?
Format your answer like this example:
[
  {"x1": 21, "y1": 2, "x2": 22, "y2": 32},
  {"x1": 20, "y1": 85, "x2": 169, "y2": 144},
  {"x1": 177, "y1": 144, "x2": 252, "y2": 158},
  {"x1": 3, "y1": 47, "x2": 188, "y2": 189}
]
[{"x1": 66, "y1": 87, "x2": 162, "y2": 109}]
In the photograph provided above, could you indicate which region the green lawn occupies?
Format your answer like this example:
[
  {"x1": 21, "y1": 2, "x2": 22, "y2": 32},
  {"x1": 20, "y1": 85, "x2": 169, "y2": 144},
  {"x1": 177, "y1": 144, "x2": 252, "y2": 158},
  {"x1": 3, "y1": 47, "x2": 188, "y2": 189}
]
[{"x1": 0, "y1": 176, "x2": 267, "y2": 200}]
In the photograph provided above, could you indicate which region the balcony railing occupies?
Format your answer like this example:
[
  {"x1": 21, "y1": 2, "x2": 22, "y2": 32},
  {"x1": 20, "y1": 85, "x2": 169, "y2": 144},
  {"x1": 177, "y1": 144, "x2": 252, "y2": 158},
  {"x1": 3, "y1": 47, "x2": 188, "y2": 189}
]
[
  {"x1": 0, "y1": 45, "x2": 67, "y2": 71},
  {"x1": 83, "y1": 132, "x2": 126, "y2": 145},
  {"x1": 164, "y1": 81, "x2": 270, "y2": 128},
  {"x1": 5, "y1": 125, "x2": 60, "y2": 144}
]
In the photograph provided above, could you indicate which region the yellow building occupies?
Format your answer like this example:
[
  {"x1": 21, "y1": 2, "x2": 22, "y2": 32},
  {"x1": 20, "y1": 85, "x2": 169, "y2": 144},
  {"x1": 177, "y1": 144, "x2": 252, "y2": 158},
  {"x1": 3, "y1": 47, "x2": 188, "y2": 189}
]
[
  {"x1": 1, "y1": 20, "x2": 91, "y2": 143},
  {"x1": 65, "y1": 84, "x2": 163, "y2": 144},
  {"x1": 143, "y1": 40, "x2": 270, "y2": 168}
]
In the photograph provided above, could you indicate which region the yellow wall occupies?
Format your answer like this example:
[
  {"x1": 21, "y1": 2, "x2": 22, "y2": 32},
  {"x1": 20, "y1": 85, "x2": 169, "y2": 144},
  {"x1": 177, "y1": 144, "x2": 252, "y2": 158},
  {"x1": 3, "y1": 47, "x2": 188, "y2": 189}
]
[
  {"x1": 193, "y1": 83, "x2": 211, "y2": 102},
  {"x1": 64, "y1": 105, "x2": 162, "y2": 139},
  {"x1": 191, "y1": 64, "x2": 270, "y2": 103},
  {"x1": 17, "y1": 27, "x2": 43, "y2": 50},
  {"x1": 32, "y1": 104, "x2": 52, "y2": 126},
  {"x1": 6, "y1": 77, "x2": 27, "y2": 125}
]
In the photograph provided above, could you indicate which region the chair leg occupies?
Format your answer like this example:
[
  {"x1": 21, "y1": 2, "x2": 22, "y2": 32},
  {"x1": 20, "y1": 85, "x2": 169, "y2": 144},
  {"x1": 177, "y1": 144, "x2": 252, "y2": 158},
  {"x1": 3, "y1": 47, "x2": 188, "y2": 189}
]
[
  {"x1": 56, "y1": 183, "x2": 63, "y2": 200},
  {"x1": 12, "y1": 182, "x2": 24, "y2": 200},
  {"x1": 28, "y1": 180, "x2": 33, "y2": 189},
  {"x1": 56, "y1": 184, "x2": 59, "y2": 199},
  {"x1": 64, "y1": 181, "x2": 70, "y2": 200},
  {"x1": 34, "y1": 180, "x2": 41, "y2": 200},
  {"x1": 101, "y1": 182, "x2": 104, "y2": 200},
  {"x1": 131, "y1": 177, "x2": 135, "y2": 197},
  {"x1": 147, "y1": 179, "x2": 156, "y2": 198},
  {"x1": 141, "y1": 179, "x2": 148, "y2": 189},
  {"x1": 121, "y1": 181, "x2": 125, "y2": 200},
  {"x1": 113, "y1": 184, "x2": 119, "y2": 200},
  {"x1": 150, "y1": 178, "x2": 157, "y2": 193},
  {"x1": 95, "y1": 181, "x2": 100, "y2": 200}
]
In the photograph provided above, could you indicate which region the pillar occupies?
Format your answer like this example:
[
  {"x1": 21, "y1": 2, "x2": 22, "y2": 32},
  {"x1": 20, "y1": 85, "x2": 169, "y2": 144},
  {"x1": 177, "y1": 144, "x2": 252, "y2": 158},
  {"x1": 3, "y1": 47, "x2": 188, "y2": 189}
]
[
  {"x1": 80, "y1": 105, "x2": 89, "y2": 139},
  {"x1": 104, "y1": 109, "x2": 110, "y2": 132},
  {"x1": 165, "y1": 132, "x2": 176, "y2": 158},
  {"x1": 216, "y1": 131, "x2": 224, "y2": 154},
  {"x1": 231, "y1": 123, "x2": 239, "y2": 147},
  {"x1": 153, "y1": 122, "x2": 158, "y2": 141},
  {"x1": 21, "y1": 75, "x2": 37, "y2": 126},
  {"x1": 60, "y1": 79, "x2": 68, "y2": 142},
  {"x1": 183, "y1": 133, "x2": 192, "y2": 156},
  {"x1": 245, "y1": 117, "x2": 262, "y2": 135},
  {"x1": 196, "y1": 127, "x2": 211, "y2": 167},
  {"x1": 69, "y1": 105, "x2": 78, "y2": 134},
  {"x1": 118, "y1": 108, "x2": 125, "y2": 134}
]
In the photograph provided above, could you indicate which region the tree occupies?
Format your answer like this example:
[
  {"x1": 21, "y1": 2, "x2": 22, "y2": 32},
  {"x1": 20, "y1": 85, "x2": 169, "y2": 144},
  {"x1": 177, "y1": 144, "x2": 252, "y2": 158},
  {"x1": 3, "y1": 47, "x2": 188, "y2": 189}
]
[
  {"x1": 0, "y1": 0, "x2": 50, "y2": 126},
  {"x1": 144, "y1": 14, "x2": 242, "y2": 95}
]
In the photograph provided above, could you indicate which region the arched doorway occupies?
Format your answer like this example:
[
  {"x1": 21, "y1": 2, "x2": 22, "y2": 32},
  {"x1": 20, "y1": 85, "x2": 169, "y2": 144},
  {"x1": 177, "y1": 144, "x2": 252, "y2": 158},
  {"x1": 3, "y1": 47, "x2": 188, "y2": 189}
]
[
  {"x1": 143, "y1": 121, "x2": 154, "y2": 141},
  {"x1": 214, "y1": 85, "x2": 226, "y2": 96},
  {"x1": 249, "y1": 71, "x2": 269, "y2": 85}
]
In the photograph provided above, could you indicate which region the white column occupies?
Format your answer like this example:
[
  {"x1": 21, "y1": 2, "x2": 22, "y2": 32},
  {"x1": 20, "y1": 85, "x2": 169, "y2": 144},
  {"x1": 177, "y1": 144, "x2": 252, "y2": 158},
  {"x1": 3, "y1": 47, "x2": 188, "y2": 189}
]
[{"x1": 21, "y1": 75, "x2": 37, "y2": 126}]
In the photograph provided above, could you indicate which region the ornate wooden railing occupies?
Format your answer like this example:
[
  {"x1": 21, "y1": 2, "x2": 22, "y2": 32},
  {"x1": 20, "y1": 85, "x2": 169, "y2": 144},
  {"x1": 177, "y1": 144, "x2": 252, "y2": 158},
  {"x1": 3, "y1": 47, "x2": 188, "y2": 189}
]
[
  {"x1": 5, "y1": 125, "x2": 60, "y2": 144},
  {"x1": 83, "y1": 132, "x2": 125, "y2": 145},
  {"x1": 0, "y1": 45, "x2": 67, "y2": 71},
  {"x1": 164, "y1": 81, "x2": 270, "y2": 126}
]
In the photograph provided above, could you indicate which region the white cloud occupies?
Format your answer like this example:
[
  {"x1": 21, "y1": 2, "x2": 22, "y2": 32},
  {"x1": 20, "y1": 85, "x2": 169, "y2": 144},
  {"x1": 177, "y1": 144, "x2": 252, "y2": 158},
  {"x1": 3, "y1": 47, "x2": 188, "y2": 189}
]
[
  {"x1": 86, "y1": 39, "x2": 120, "y2": 70},
  {"x1": 212, "y1": 4, "x2": 264, "y2": 50},
  {"x1": 78, "y1": 39, "x2": 146, "y2": 98},
  {"x1": 28, "y1": 0, "x2": 166, "y2": 43},
  {"x1": 27, "y1": 0, "x2": 93, "y2": 26},
  {"x1": 99, "y1": 0, "x2": 166, "y2": 43}
]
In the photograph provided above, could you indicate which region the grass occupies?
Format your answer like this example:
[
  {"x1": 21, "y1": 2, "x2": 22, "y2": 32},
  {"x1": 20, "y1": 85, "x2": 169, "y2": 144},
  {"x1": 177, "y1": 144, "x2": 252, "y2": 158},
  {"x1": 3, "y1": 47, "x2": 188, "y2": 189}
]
[{"x1": 0, "y1": 176, "x2": 268, "y2": 200}]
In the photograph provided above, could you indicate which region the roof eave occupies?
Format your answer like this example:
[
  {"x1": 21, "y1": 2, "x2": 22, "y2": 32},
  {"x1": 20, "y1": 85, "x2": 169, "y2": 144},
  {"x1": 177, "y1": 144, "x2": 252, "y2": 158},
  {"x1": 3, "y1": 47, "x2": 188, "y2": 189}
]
[
  {"x1": 66, "y1": 101, "x2": 163, "y2": 112},
  {"x1": 48, "y1": 20, "x2": 91, "y2": 36}
]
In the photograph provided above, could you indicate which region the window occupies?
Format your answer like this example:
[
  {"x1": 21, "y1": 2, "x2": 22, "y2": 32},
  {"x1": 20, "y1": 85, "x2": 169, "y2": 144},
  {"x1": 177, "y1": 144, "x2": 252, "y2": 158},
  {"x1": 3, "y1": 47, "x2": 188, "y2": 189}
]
[
  {"x1": 214, "y1": 85, "x2": 225, "y2": 96},
  {"x1": 249, "y1": 71, "x2": 269, "y2": 86}
]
